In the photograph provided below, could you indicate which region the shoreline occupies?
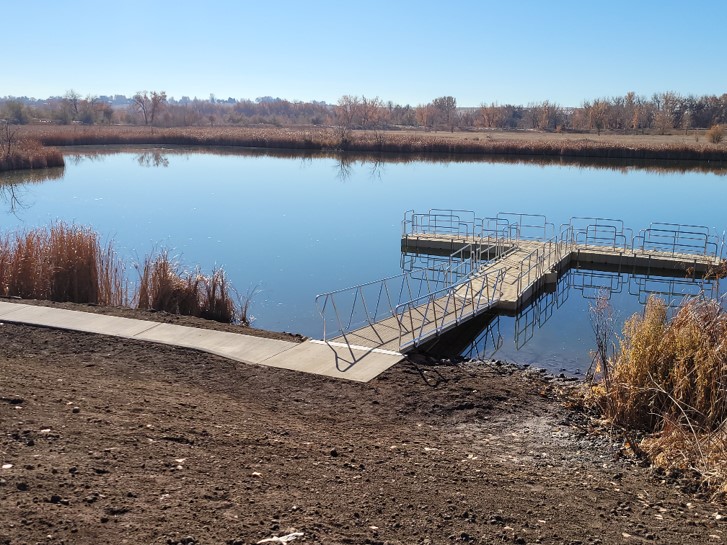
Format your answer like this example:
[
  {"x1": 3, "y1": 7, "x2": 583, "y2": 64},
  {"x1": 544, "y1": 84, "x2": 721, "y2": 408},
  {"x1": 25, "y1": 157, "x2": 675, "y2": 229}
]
[
  {"x1": 3, "y1": 125, "x2": 725, "y2": 171},
  {"x1": 1, "y1": 317, "x2": 723, "y2": 544}
]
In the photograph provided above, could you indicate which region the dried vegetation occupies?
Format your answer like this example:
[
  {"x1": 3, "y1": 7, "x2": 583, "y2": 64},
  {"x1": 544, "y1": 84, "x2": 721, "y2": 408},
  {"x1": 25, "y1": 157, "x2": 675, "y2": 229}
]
[
  {"x1": 23, "y1": 125, "x2": 727, "y2": 162},
  {"x1": 591, "y1": 295, "x2": 727, "y2": 495},
  {"x1": 0, "y1": 224, "x2": 244, "y2": 324},
  {"x1": 0, "y1": 124, "x2": 64, "y2": 172}
]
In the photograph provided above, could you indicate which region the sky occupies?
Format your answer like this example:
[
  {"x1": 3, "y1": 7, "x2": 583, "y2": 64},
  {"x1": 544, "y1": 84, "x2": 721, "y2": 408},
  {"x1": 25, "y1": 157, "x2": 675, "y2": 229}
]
[{"x1": 3, "y1": 0, "x2": 726, "y2": 107}]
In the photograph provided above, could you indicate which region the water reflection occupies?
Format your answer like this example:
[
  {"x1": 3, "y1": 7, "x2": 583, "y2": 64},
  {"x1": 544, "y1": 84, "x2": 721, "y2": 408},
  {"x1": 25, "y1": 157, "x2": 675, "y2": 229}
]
[
  {"x1": 425, "y1": 267, "x2": 722, "y2": 373},
  {"x1": 136, "y1": 151, "x2": 170, "y2": 168},
  {"x1": 57, "y1": 145, "x2": 727, "y2": 176},
  {"x1": 0, "y1": 167, "x2": 64, "y2": 214}
]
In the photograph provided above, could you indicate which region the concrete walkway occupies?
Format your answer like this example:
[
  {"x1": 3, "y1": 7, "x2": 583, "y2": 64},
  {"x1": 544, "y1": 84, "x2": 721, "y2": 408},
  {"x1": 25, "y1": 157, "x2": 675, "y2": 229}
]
[{"x1": 0, "y1": 301, "x2": 402, "y2": 382}]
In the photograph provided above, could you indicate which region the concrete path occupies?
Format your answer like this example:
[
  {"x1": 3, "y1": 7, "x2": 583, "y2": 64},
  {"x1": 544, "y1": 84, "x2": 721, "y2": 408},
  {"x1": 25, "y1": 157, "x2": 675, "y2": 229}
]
[{"x1": 0, "y1": 301, "x2": 402, "y2": 383}]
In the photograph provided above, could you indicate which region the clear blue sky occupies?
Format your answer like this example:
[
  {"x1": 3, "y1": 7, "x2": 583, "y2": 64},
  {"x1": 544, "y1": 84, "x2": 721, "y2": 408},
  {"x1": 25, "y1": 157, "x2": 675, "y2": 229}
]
[{"x1": 4, "y1": 0, "x2": 725, "y2": 107}]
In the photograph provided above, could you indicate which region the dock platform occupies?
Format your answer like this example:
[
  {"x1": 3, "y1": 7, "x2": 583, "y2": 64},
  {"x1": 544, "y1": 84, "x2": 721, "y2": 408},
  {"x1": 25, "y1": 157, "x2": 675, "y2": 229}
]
[{"x1": 317, "y1": 210, "x2": 726, "y2": 366}]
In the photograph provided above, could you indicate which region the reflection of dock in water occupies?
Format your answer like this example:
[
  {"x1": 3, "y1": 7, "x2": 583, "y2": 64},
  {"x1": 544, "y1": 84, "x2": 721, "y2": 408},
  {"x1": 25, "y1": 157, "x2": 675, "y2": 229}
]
[{"x1": 316, "y1": 210, "x2": 725, "y2": 368}]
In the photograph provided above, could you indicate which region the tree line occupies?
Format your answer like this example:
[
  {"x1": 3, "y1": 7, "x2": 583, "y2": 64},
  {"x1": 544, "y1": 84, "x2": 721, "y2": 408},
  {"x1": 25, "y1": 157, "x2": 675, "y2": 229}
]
[{"x1": 2, "y1": 90, "x2": 726, "y2": 133}]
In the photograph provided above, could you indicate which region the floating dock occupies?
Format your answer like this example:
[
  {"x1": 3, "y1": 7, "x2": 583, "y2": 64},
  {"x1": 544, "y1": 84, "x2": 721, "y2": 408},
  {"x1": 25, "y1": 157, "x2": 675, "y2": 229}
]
[{"x1": 317, "y1": 210, "x2": 726, "y2": 365}]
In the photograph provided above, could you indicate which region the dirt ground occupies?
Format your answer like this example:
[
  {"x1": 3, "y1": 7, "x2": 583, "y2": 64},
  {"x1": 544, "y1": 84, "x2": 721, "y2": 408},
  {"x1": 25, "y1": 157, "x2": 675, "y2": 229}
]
[{"x1": 1, "y1": 309, "x2": 725, "y2": 545}]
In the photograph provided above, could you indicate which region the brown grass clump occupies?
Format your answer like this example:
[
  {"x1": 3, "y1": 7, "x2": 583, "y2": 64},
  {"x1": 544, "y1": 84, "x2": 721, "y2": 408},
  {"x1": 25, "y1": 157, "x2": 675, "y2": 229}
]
[
  {"x1": 593, "y1": 296, "x2": 727, "y2": 493},
  {"x1": 0, "y1": 223, "x2": 125, "y2": 305},
  {"x1": 706, "y1": 124, "x2": 724, "y2": 144},
  {"x1": 0, "y1": 224, "x2": 241, "y2": 323},
  {"x1": 0, "y1": 129, "x2": 65, "y2": 172},
  {"x1": 136, "y1": 252, "x2": 240, "y2": 324}
]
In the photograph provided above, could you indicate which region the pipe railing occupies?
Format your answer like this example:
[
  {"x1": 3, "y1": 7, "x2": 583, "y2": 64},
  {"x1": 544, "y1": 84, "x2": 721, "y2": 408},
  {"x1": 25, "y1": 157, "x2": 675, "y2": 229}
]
[{"x1": 396, "y1": 268, "x2": 506, "y2": 351}]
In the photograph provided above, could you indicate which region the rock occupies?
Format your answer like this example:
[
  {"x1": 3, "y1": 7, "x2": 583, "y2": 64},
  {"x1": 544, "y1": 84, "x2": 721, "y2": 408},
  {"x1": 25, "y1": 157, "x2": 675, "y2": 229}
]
[
  {"x1": 72, "y1": 407, "x2": 80, "y2": 413},
  {"x1": 16, "y1": 482, "x2": 28, "y2": 491},
  {"x1": 330, "y1": 448, "x2": 339, "y2": 457}
]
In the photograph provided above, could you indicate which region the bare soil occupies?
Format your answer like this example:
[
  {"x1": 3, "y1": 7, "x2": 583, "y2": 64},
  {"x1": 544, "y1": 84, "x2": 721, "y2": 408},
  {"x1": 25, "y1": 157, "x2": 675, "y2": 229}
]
[{"x1": 1, "y1": 309, "x2": 725, "y2": 545}]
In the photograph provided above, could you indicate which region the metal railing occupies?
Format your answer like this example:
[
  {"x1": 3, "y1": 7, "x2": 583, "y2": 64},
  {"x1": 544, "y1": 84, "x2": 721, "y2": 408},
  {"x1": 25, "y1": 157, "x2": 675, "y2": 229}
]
[
  {"x1": 402, "y1": 209, "x2": 478, "y2": 240},
  {"x1": 566, "y1": 216, "x2": 632, "y2": 251},
  {"x1": 633, "y1": 222, "x2": 722, "y2": 258},
  {"x1": 396, "y1": 267, "x2": 506, "y2": 351},
  {"x1": 315, "y1": 241, "x2": 502, "y2": 361},
  {"x1": 508, "y1": 233, "x2": 573, "y2": 295},
  {"x1": 496, "y1": 212, "x2": 555, "y2": 241}
]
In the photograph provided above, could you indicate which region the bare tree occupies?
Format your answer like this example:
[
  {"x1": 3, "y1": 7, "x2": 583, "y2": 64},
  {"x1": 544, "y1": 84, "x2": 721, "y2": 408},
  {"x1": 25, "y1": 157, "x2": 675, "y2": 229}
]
[
  {"x1": 63, "y1": 89, "x2": 82, "y2": 121},
  {"x1": 335, "y1": 95, "x2": 360, "y2": 144},
  {"x1": 132, "y1": 91, "x2": 168, "y2": 126}
]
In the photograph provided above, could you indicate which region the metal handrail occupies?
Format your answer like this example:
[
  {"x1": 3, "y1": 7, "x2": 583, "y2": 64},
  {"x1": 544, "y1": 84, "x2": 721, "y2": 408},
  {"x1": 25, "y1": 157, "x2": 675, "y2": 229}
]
[
  {"x1": 395, "y1": 268, "x2": 506, "y2": 351},
  {"x1": 496, "y1": 212, "x2": 554, "y2": 241},
  {"x1": 633, "y1": 225, "x2": 721, "y2": 258}
]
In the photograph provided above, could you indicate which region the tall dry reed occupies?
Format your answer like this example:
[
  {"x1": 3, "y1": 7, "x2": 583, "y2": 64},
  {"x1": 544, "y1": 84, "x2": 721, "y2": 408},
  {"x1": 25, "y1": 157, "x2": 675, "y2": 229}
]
[
  {"x1": 593, "y1": 296, "x2": 727, "y2": 494},
  {"x1": 0, "y1": 223, "x2": 125, "y2": 305},
  {"x1": 136, "y1": 251, "x2": 239, "y2": 323}
]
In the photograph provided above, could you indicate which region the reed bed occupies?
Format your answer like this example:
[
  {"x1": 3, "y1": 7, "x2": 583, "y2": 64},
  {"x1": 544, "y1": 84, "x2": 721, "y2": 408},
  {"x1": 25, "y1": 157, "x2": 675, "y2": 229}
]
[
  {"x1": 0, "y1": 223, "x2": 124, "y2": 305},
  {"x1": 136, "y1": 252, "x2": 240, "y2": 324},
  {"x1": 592, "y1": 296, "x2": 727, "y2": 494},
  {"x1": 0, "y1": 137, "x2": 64, "y2": 172},
  {"x1": 0, "y1": 224, "x2": 242, "y2": 324},
  {"x1": 24, "y1": 125, "x2": 727, "y2": 163}
]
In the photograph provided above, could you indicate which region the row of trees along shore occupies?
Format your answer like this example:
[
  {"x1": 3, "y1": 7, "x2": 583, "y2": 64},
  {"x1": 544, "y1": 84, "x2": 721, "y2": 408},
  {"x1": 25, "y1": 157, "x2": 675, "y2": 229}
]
[{"x1": 2, "y1": 90, "x2": 727, "y2": 134}]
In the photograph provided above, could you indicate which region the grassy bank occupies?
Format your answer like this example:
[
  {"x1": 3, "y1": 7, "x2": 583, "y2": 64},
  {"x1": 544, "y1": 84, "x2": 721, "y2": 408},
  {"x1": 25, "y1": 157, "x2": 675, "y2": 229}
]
[
  {"x1": 0, "y1": 223, "x2": 244, "y2": 324},
  {"x1": 0, "y1": 136, "x2": 64, "y2": 172},
  {"x1": 21, "y1": 124, "x2": 727, "y2": 163},
  {"x1": 591, "y1": 296, "x2": 727, "y2": 495}
]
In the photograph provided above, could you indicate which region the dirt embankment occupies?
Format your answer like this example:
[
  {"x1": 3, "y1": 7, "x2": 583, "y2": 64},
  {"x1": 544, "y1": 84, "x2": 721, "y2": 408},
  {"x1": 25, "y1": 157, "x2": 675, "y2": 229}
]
[{"x1": 1, "y1": 313, "x2": 725, "y2": 544}]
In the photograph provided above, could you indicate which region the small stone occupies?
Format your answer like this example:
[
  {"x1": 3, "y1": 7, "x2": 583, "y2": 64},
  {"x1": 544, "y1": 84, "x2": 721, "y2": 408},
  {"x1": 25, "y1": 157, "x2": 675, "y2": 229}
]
[
  {"x1": 16, "y1": 482, "x2": 28, "y2": 491},
  {"x1": 50, "y1": 495, "x2": 62, "y2": 504},
  {"x1": 72, "y1": 407, "x2": 80, "y2": 414},
  {"x1": 330, "y1": 448, "x2": 338, "y2": 457}
]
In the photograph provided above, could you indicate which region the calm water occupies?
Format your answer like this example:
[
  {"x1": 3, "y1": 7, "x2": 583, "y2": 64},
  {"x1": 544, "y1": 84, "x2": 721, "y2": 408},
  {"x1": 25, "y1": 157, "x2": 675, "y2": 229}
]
[{"x1": 1, "y1": 148, "x2": 725, "y2": 373}]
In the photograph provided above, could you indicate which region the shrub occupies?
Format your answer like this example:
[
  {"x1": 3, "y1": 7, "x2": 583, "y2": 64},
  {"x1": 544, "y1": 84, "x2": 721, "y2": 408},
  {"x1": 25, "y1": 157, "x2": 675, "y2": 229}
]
[
  {"x1": 592, "y1": 296, "x2": 727, "y2": 493},
  {"x1": 706, "y1": 124, "x2": 724, "y2": 144}
]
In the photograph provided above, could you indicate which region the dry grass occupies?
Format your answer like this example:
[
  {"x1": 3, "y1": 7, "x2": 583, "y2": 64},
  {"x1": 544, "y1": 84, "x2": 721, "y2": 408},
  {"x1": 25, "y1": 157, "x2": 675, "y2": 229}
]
[
  {"x1": 707, "y1": 125, "x2": 724, "y2": 144},
  {"x1": 0, "y1": 137, "x2": 64, "y2": 172},
  {"x1": 20, "y1": 125, "x2": 727, "y2": 163},
  {"x1": 0, "y1": 225, "x2": 242, "y2": 324},
  {"x1": 136, "y1": 251, "x2": 240, "y2": 324},
  {"x1": 0, "y1": 223, "x2": 125, "y2": 305},
  {"x1": 592, "y1": 296, "x2": 727, "y2": 494}
]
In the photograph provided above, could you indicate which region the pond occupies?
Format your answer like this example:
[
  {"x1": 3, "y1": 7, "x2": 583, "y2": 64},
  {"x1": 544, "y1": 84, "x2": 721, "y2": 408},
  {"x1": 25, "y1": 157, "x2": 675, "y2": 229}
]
[{"x1": 1, "y1": 147, "x2": 725, "y2": 374}]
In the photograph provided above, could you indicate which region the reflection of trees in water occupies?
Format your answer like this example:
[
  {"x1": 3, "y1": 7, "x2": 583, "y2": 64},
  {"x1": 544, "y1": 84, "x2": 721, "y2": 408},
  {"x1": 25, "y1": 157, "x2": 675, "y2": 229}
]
[
  {"x1": 136, "y1": 151, "x2": 170, "y2": 168},
  {"x1": 0, "y1": 183, "x2": 25, "y2": 214},
  {"x1": 0, "y1": 167, "x2": 64, "y2": 215},
  {"x1": 333, "y1": 155, "x2": 385, "y2": 182},
  {"x1": 54, "y1": 145, "x2": 727, "y2": 176}
]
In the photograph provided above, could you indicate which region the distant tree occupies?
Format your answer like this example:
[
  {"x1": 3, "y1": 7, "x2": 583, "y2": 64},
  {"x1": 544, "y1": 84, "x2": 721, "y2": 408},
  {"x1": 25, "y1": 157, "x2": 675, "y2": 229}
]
[
  {"x1": 415, "y1": 103, "x2": 437, "y2": 130},
  {"x1": 63, "y1": 89, "x2": 82, "y2": 121},
  {"x1": 132, "y1": 91, "x2": 167, "y2": 126},
  {"x1": 1, "y1": 100, "x2": 30, "y2": 124},
  {"x1": 432, "y1": 96, "x2": 457, "y2": 131},
  {"x1": 335, "y1": 95, "x2": 360, "y2": 142},
  {"x1": 101, "y1": 103, "x2": 114, "y2": 125}
]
